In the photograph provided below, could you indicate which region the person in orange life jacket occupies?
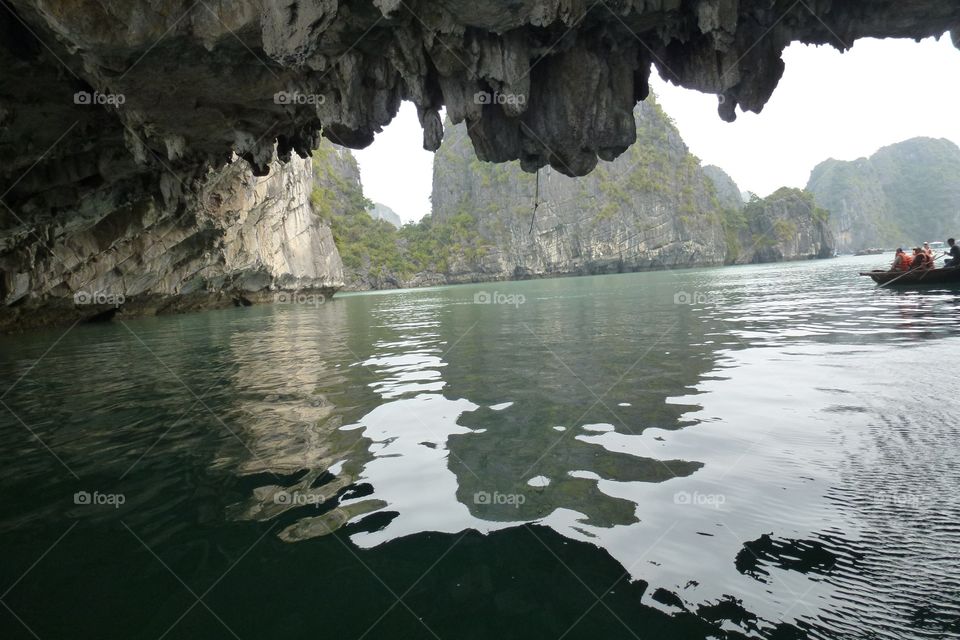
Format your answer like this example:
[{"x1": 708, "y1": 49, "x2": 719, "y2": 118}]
[
  {"x1": 910, "y1": 247, "x2": 930, "y2": 270},
  {"x1": 891, "y1": 248, "x2": 913, "y2": 271}
]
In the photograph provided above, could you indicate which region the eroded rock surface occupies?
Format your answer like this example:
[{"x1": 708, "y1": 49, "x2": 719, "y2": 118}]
[
  {"x1": 0, "y1": 1, "x2": 956, "y2": 324},
  {"x1": 4, "y1": 1, "x2": 960, "y2": 191},
  {"x1": 0, "y1": 151, "x2": 344, "y2": 331}
]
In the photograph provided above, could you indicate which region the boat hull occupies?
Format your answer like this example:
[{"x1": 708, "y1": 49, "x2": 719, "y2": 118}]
[{"x1": 860, "y1": 267, "x2": 960, "y2": 286}]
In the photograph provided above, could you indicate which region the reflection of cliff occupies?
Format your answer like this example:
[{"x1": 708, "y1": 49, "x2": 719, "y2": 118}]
[
  {"x1": 230, "y1": 271, "x2": 725, "y2": 544},
  {"x1": 438, "y1": 281, "x2": 721, "y2": 528},
  {"x1": 229, "y1": 293, "x2": 500, "y2": 543},
  {"x1": 218, "y1": 302, "x2": 360, "y2": 473},
  {"x1": 224, "y1": 301, "x2": 382, "y2": 534},
  {"x1": 452, "y1": 407, "x2": 701, "y2": 527},
  {"x1": 330, "y1": 295, "x2": 506, "y2": 547}
]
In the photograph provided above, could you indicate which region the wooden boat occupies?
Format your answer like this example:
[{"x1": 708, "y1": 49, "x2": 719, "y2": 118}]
[{"x1": 859, "y1": 267, "x2": 960, "y2": 286}]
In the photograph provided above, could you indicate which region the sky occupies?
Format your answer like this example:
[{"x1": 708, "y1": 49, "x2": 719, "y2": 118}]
[{"x1": 355, "y1": 33, "x2": 960, "y2": 223}]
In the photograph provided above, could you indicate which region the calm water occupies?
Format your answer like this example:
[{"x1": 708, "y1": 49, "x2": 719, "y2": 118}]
[{"x1": 2, "y1": 255, "x2": 959, "y2": 639}]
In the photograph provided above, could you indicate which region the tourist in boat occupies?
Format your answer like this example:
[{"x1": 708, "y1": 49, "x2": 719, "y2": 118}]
[
  {"x1": 910, "y1": 248, "x2": 930, "y2": 270},
  {"x1": 891, "y1": 248, "x2": 913, "y2": 271},
  {"x1": 945, "y1": 238, "x2": 960, "y2": 268}
]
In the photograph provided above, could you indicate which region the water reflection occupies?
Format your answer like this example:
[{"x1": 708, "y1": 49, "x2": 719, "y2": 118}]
[
  {"x1": 2, "y1": 257, "x2": 960, "y2": 639},
  {"x1": 228, "y1": 278, "x2": 714, "y2": 550}
]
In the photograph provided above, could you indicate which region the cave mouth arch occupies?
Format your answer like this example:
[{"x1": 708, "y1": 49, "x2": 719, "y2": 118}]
[
  {"x1": 2, "y1": 0, "x2": 959, "y2": 200},
  {"x1": 1, "y1": 1, "x2": 959, "y2": 328}
]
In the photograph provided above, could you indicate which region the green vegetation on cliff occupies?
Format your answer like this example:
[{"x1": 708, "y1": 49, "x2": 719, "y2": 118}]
[
  {"x1": 806, "y1": 137, "x2": 960, "y2": 251},
  {"x1": 310, "y1": 141, "x2": 486, "y2": 281},
  {"x1": 721, "y1": 188, "x2": 833, "y2": 264}
]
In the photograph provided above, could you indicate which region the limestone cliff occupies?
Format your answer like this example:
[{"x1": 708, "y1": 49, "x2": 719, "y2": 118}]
[
  {"x1": 3, "y1": 0, "x2": 959, "y2": 264},
  {"x1": 725, "y1": 188, "x2": 835, "y2": 264},
  {"x1": 332, "y1": 100, "x2": 834, "y2": 289},
  {"x1": 806, "y1": 138, "x2": 960, "y2": 252},
  {"x1": 429, "y1": 99, "x2": 729, "y2": 279},
  {"x1": 1, "y1": 152, "x2": 345, "y2": 332},
  {"x1": 703, "y1": 165, "x2": 745, "y2": 212}
]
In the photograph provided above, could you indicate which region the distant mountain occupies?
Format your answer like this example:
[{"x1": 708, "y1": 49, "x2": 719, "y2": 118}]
[
  {"x1": 368, "y1": 202, "x2": 402, "y2": 228},
  {"x1": 806, "y1": 137, "x2": 960, "y2": 252}
]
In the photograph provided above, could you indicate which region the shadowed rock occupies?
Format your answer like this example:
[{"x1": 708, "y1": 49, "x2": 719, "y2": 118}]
[{"x1": 2, "y1": 0, "x2": 958, "y2": 327}]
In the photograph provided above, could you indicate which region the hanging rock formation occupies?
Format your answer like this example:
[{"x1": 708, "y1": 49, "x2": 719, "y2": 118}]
[
  {"x1": 4, "y1": 0, "x2": 960, "y2": 194},
  {"x1": 1, "y1": 0, "x2": 958, "y2": 323}
]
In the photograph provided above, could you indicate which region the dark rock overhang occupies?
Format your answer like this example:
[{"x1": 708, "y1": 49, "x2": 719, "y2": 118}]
[{"x1": 1, "y1": 0, "x2": 959, "y2": 214}]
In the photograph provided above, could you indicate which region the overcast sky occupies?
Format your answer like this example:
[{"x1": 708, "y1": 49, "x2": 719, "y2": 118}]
[{"x1": 355, "y1": 34, "x2": 960, "y2": 223}]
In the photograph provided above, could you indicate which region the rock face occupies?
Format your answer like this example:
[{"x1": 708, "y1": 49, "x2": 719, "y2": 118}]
[
  {"x1": 430, "y1": 98, "x2": 729, "y2": 279},
  {"x1": 0, "y1": 152, "x2": 344, "y2": 332},
  {"x1": 3, "y1": 0, "x2": 949, "y2": 324},
  {"x1": 703, "y1": 165, "x2": 745, "y2": 212},
  {"x1": 369, "y1": 203, "x2": 402, "y2": 228},
  {"x1": 3, "y1": 0, "x2": 960, "y2": 246},
  {"x1": 330, "y1": 97, "x2": 834, "y2": 289},
  {"x1": 806, "y1": 138, "x2": 960, "y2": 252},
  {"x1": 727, "y1": 188, "x2": 835, "y2": 264}
]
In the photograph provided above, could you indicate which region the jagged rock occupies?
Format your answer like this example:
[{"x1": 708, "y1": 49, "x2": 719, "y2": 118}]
[
  {"x1": 0, "y1": 151, "x2": 344, "y2": 331},
  {"x1": 3, "y1": 0, "x2": 960, "y2": 206}
]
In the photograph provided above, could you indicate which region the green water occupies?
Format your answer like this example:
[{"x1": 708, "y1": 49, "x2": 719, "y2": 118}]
[{"x1": 2, "y1": 256, "x2": 959, "y2": 639}]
